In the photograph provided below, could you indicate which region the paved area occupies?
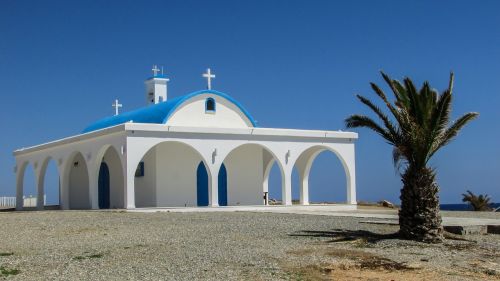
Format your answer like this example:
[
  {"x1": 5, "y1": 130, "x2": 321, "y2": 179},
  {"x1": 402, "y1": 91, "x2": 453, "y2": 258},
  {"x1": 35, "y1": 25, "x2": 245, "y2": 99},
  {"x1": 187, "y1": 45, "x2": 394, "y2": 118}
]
[{"x1": 130, "y1": 204, "x2": 500, "y2": 226}]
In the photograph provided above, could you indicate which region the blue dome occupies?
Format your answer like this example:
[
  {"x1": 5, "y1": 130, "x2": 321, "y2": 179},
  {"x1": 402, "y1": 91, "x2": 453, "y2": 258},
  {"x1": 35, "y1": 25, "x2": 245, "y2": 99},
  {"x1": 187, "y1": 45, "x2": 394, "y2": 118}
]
[{"x1": 82, "y1": 90, "x2": 257, "y2": 133}]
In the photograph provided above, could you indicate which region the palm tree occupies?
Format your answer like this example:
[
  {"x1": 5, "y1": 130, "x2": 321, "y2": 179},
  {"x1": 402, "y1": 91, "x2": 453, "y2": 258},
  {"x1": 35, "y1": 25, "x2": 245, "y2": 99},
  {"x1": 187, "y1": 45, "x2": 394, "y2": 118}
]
[
  {"x1": 462, "y1": 190, "x2": 492, "y2": 211},
  {"x1": 345, "y1": 72, "x2": 478, "y2": 243}
]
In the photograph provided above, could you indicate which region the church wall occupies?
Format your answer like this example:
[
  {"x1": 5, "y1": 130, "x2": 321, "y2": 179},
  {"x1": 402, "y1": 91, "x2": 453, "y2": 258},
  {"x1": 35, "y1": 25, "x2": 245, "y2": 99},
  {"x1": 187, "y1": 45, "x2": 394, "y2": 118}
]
[
  {"x1": 155, "y1": 142, "x2": 201, "y2": 207},
  {"x1": 14, "y1": 122, "x2": 358, "y2": 210},
  {"x1": 102, "y1": 148, "x2": 124, "y2": 208},
  {"x1": 134, "y1": 147, "x2": 157, "y2": 207},
  {"x1": 69, "y1": 153, "x2": 90, "y2": 209},
  {"x1": 224, "y1": 145, "x2": 264, "y2": 206},
  {"x1": 166, "y1": 94, "x2": 252, "y2": 128}
]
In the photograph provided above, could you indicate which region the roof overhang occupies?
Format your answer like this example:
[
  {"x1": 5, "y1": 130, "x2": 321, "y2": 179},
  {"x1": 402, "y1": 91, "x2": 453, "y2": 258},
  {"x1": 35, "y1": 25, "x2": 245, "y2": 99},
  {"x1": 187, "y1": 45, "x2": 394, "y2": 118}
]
[{"x1": 14, "y1": 123, "x2": 358, "y2": 156}]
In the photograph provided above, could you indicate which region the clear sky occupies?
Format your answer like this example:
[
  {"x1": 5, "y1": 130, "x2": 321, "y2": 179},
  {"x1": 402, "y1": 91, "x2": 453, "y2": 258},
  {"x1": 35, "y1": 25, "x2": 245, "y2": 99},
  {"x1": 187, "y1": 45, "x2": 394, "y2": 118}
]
[{"x1": 1, "y1": 0, "x2": 499, "y2": 204}]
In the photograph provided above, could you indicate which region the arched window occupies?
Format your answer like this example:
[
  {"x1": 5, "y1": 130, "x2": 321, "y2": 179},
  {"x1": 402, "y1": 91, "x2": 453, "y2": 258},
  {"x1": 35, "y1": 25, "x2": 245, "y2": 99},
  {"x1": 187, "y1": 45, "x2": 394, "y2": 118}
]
[{"x1": 205, "y1": 98, "x2": 216, "y2": 112}]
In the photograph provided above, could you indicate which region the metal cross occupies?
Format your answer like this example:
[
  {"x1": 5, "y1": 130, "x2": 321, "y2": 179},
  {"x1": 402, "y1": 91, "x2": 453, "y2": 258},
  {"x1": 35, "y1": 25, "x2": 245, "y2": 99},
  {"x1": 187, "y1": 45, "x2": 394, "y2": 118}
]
[
  {"x1": 202, "y1": 68, "x2": 216, "y2": 90},
  {"x1": 152, "y1": 65, "x2": 161, "y2": 76},
  {"x1": 112, "y1": 99, "x2": 122, "y2": 116}
]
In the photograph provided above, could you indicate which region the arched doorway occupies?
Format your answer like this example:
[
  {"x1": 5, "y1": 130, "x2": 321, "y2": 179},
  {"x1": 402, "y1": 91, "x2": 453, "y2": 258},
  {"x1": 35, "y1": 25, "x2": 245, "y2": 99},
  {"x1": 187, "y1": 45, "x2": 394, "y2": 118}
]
[
  {"x1": 98, "y1": 162, "x2": 110, "y2": 209},
  {"x1": 135, "y1": 141, "x2": 209, "y2": 208},
  {"x1": 293, "y1": 146, "x2": 350, "y2": 205},
  {"x1": 197, "y1": 162, "x2": 228, "y2": 206},
  {"x1": 96, "y1": 146, "x2": 124, "y2": 209},
  {"x1": 196, "y1": 162, "x2": 209, "y2": 206},
  {"x1": 39, "y1": 157, "x2": 60, "y2": 208},
  {"x1": 19, "y1": 162, "x2": 36, "y2": 208},
  {"x1": 218, "y1": 164, "x2": 227, "y2": 206},
  {"x1": 222, "y1": 143, "x2": 283, "y2": 206},
  {"x1": 67, "y1": 152, "x2": 90, "y2": 209}
]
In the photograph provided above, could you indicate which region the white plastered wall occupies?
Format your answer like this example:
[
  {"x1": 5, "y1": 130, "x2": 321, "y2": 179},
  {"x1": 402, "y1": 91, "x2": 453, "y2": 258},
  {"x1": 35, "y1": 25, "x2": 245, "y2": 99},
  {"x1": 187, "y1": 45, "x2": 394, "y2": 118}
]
[
  {"x1": 13, "y1": 128, "x2": 127, "y2": 210},
  {"x1": 166, "y1": 94, "x2": 253, "y2": 128},
  {"x1": 101, "y1": 146, "x2": 124, "y2": 208},
  {"x1": 69, "y1": 152, "x2": 90, "y2": 209},
  {"x1": 223, "y1": 145, "x2": 264, "y2": 206},
  {"x1": 134, "y1": 147, "x2": 157, "y2": 207},
  {"x1": 14, "y1": 124, "x2": 357, "y2": 210},
  {"x1": 155, "y1": 142, "x2": 204, "y2": 207}
]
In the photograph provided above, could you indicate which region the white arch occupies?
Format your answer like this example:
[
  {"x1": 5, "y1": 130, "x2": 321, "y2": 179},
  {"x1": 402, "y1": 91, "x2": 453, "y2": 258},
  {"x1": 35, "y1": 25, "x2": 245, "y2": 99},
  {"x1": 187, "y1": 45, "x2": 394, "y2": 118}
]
[
  {"x1": 94, "y1": 145, "x2": 125, "y2": 209},
  {"x1": 94, "y1": 144, "x2": 124, "y2": 176},
  {"x1": 292, "y1": 145, "x2": 354, "y2": 205},
  {"x1": 37, "y1": 156, "x2": 61, "y2": 209},
  {"x1": 62, "y1": 151, "x2": 91, "y2": 209},
  {"x1": 132, "y1": 140, "x2": 212, "y2": 208},
  {"x1": 220, "y1": 142, "x2": 287, "y2": 206},
  {"x1": 262, "y1": 158, "x2": 275, "y2": 204},
  {"x1": 15, "y1": 161, "x2": 30, "y2": 210}
]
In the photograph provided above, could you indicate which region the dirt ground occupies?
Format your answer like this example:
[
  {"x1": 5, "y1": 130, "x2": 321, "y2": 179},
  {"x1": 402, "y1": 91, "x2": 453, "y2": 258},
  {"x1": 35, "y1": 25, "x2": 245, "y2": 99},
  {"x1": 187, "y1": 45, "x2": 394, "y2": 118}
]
[
  {"x1": 0, "y1": 210, "x2": 498, "y2": 280},
  {"x1": 284, "y1": 245, "x2": 499, "y2": 280}
]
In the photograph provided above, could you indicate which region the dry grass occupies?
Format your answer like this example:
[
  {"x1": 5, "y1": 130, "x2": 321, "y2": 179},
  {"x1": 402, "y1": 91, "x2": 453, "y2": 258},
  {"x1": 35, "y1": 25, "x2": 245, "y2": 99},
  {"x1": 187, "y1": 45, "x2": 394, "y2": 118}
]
[{"x1": 285, "y1": 246, "x2": 500, "y2": 281}]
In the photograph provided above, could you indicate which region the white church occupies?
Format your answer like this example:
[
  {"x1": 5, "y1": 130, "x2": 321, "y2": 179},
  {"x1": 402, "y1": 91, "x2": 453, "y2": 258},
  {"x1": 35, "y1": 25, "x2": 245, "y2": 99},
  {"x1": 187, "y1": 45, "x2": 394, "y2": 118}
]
[{"x1": 13, "y1": 67, "x2": 358, "y2": 210}]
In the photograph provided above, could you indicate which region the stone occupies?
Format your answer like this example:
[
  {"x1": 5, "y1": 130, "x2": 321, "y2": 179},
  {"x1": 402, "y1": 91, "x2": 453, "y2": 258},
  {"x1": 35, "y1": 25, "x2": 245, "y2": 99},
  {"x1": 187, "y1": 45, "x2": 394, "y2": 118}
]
[
  {"x1": 404, "y1": 262, "x2": 423, "y2": 270},
  {"x1": 487, "y1": 225, "x2": 500, "y2": 234},
  {"x1": 444, "y1": 225, "x2": 487, "y2": 235},
  {"x1": 379, "y1": 200, "x2": 395, "y2": 208}
]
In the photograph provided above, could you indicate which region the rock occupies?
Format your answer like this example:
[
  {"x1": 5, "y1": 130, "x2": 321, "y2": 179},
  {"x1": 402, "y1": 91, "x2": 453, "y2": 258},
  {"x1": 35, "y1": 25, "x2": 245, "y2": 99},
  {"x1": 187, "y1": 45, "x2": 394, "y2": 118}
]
[
  {"x1": 379, "y1": 200, "x2": 395, "y2": 208},
  {"x1": 487, "y1": 225, "x2": 500, "y2": 234},
  {"x1": 481, "y1": 264, "x2": 499, "y2": 276},
  {"x1": 444, "y1": 225, "x2": 487, "y2": 235},
  {"x1": 403, "y1": 262, "x2": 423, "y2": 270}
]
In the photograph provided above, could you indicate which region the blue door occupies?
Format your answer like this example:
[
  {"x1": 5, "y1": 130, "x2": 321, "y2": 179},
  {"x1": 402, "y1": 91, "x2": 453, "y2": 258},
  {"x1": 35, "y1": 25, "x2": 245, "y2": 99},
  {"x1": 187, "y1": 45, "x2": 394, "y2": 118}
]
[
  {"x1": 218, "y1": 164, "x2": 228, "y2": 206},
  {"x1": 98, "y1": 162, "x2": 110, "y2": 209},
  {"x1": 196, "y1": 162, "x2": 209, "y2": 206}
]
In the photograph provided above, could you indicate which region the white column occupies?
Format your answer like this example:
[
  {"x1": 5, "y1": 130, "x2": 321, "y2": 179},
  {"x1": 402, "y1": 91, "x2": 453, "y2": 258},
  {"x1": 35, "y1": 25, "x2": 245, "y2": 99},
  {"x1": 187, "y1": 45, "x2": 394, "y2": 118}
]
[
  {"x1": 124, "y1": 166, "x2": 136, "y2": 209},
  {"x1": 15, "y1": 165, "x2": 24, "y2": 211},
  {"x1": 88, "y1": 167, "x2": 99, "y2": 209},
  {"x1": 36, "y1": 166, "x2": 44, "y2": 210},
  {"x1": 293, "y1": 151, "x2": 314, "y2": 206},
  {"x1": 282, "y1": 169, "x2": 292, "y2": 206},
  {"x1": 294, "y1": 158, "x2": 310, "y2": 206},
  {"x1": 209, "y1": 167, "x2": 219, "y2": 207},
  {"x1": 60, "y1": 167, "x2": 70, "y2": 210},
  {"x1": 123, "y1": 158, "x2": 137, "y2": 209},
  {"x1": 299, "y1": 172, "x2": 310, "y2": 205},
  {"x1": 262, "y1": 158, "x2": 274, "y2": 205},
  {"x1": 343, "y1": 144, "x2": 357, "y2": 205},
  {"x1": 346, "y1": 164, "x2": 357, "y2": 205}
]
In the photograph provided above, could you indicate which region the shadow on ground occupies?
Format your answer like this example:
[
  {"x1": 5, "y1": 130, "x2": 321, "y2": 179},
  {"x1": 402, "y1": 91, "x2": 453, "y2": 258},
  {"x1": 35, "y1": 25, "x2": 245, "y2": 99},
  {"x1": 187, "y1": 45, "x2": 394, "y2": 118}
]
[{"x1": 289, "y1": 229, "x2": 399, "y2": 243}]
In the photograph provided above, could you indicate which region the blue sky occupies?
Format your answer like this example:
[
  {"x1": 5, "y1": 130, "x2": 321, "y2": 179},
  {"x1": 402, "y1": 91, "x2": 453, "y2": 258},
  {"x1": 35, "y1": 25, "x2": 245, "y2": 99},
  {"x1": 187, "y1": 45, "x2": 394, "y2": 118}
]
[{"x1": 1, "y1": 0, "x2": 499, "y2": 204}]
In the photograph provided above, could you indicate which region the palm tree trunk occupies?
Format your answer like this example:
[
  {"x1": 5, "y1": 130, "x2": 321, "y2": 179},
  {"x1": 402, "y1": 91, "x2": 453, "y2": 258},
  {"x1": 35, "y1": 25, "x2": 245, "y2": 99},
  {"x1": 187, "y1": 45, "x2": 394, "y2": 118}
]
[{"x1": 399, "y1": 166, "x2": 444, "y2": 243}]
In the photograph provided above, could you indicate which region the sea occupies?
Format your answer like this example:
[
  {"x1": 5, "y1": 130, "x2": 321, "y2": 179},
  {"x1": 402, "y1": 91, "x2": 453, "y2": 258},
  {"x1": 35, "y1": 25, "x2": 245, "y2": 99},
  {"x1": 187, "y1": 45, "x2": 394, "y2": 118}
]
[{"x1": 440, "y1": 203, "x2": 500, "y2": 211}]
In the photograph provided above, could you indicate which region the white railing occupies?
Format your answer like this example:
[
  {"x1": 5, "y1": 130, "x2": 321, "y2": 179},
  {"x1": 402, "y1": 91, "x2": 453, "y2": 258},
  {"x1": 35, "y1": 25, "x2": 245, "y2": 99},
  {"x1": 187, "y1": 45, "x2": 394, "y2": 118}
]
[{"x1": 0, "y1": 195, "x2": 46, "y2": 208}]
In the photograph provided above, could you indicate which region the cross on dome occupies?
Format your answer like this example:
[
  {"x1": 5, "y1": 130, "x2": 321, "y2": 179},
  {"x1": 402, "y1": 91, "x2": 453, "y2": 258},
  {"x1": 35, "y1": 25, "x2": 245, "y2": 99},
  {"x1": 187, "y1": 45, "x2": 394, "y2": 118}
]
[
  {"x1": 202, "y1": 68, "x2": 216, "y2": 90},
  {"x1": 112, "y1": 99, "x2": 122, "y2": 116}
]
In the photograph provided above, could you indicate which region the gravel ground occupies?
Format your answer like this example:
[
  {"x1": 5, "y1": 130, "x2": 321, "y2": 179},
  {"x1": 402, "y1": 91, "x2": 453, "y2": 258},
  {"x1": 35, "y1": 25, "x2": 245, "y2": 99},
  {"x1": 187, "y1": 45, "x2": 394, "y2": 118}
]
[{"x1": 0, "y1": 210, "x2": 499, "y2": 280}]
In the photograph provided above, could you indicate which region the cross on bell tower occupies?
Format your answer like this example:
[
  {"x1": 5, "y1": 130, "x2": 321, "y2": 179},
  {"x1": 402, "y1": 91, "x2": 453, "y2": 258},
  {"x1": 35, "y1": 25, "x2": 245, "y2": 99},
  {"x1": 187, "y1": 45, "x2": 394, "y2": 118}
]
[
  {"x1": 202, "y1": 68, "x2": 216, "y2": 90},
  {"x1": 145, "y1": 65, "x2": 169, "y2": 105},
  {"x1": 152, "y1": 65, "x2": 161, "y2": 77}
]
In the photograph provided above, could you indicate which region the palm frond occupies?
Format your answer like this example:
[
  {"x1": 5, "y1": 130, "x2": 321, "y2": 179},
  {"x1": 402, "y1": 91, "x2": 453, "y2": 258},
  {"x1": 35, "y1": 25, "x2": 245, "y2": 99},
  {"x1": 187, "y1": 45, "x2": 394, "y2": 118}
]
[
  {"x1": 355, "y1": 95, "x2": 400, "y2": 142},
  {"x1": 346, "y1": 71, "x2": 477, "y2": 172},
  {"x1": 345, "y1": 114, "x2": 395, "y2": 144},
  {"x1": 392, "y1": 146, "x2": 407, "y2": 172},
  {"x1": 429, "y1": 112, "x2": 479, "y2": 158},
  {"x1": 369, "y1": 80, "x2": 406, "y2": 129}
]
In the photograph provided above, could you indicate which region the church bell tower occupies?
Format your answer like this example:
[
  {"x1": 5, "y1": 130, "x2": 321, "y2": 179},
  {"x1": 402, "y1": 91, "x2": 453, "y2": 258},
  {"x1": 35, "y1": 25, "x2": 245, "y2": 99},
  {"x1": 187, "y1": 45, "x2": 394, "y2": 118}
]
[{"x1": 145, "y1": 65, "x2": 169, "y2": 105}]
